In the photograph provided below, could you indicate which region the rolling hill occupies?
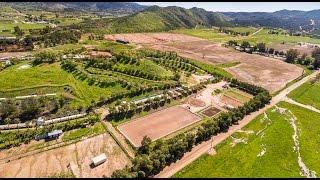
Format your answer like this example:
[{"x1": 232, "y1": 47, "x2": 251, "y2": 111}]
[
  {"x1": 79, "y1": 6, "x2": 233, "y2": 33},
  {"x1": 222, "y1": 9, "x2": 320, "y2": 32},
  {"x1": 0, "y1": 2, "x2": 147, "y2": 13}
]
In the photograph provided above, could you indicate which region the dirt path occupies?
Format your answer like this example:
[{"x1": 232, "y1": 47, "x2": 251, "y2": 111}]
[
  {"x1": 284, "y1": 97, "x2": 320, "y2": 113},
  {"x1": 103, "y1": 121, "x2": 135, "y2": 159},
  {"x1": 250, "y1": 27, "x2": 263, "y2": 36},
  {"x1": 155, "y1": 70, "x2": 319, "y2": 178}
]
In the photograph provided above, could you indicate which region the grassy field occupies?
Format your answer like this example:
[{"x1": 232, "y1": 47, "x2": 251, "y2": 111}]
[
  {"x1": 173, "y1": 28, "x2": 320, "y2": 46},
  {"x1": 225, "y1": 26, "x2": 258, "y2": 33},
  {"x1": 62, "y1": 122, "x2": 106, "y2": 141},
  {"x1": 223, "y1": 88, "x2": 252, "y2": 103},
  {"x1": 288, "y1": 78, "x2": 320, "y2": 109},
  {"x1": 171, "y1": 28, "x2": 235, "y2": 43},
  {"x1": 0, "y1": 62, "x2": 128, "y2": 107},
  {"x1": 0, "y1": 20, "x2": 47, "y2": 36},
  {"x1": 174, "y1": 101, "x2": 320, "y2": 178}
]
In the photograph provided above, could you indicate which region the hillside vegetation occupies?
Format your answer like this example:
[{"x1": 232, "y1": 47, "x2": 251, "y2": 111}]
[{"x1": 77, "y1": 6, "x2": 232, "y2": 33}]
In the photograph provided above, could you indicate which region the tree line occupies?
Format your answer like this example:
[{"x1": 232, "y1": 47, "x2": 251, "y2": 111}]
[{"x1": 0, "y1": 114, "x2": 99, "y2": 150}]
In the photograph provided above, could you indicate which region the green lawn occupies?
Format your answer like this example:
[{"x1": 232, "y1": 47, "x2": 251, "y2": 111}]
[
  {"x1": 174, "y1": 101, "x2": 320, "y2": 178},
  {"x1": 62, "y1": 122, "x2": 106, "y2": 141},
  {"x1": 0, "y1": 62, "x2": 128, "y2": 107},
  {"x1": 288, "y1": 78, "x2": 320, "y2": 110}
]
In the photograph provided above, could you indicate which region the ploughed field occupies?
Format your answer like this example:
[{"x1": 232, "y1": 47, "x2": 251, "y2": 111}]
[
  {"x1": 0, "y1": 133, "x2": 130, "y2": 178},
  {"x1": 174, "y1": 102, "x2": 320, "y2": 178},
  {"x1": 106, "y1": 33, "x2": 303, "y2": 93},
  {"x1": 117, "y1": 106, "x2": 201, "y2": 147}
]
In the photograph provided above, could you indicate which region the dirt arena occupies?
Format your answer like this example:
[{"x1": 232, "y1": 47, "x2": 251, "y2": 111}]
[
  {"x1": 186, "y1": 97, "x2": 206, "y2": 107},
  {"x1": 117, "y1": 106, "x2": 201, "y2": 147},
  {"x1": 202, "y1": 106, "x2": 221, "y2": 117},
  {"x1": 0, "y1": 134, "x2": 130, "y2": 178},
  {"x1": 105, "y1": 33, "x2": 303, "y2": 93},
  {"x1": 220, "y1": 95, "x2": 244, "y2": 108}
]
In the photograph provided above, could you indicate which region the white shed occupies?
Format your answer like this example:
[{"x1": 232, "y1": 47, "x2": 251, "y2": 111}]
[
  {"x1": 92, "y1": 153, "x2": 107, "y2": 167},
  {"x1": 36, "y1": 117, "x2": 45, "y2": 126}
]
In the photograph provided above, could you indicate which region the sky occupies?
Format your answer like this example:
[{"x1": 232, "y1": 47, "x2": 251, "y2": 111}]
[{"x1": 136, "y1": 2, "x2": 320, "y2": 12}]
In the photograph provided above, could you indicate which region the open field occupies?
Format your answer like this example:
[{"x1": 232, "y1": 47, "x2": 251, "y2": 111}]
[
  {"x1": 107, "y1": 32, "x2": 304, "y2": 93},
  {"x1": 117, "y1": 106, "x2": 201, "y2": 147},
  {"x1": 288, "y1": 77, "x2": 320, "y2": 110},
  {"x1": 105, "y1": 32, "x2": 203, "y2": 44},
  {"x1": 150, "y1": 40, "x2": 303, "y2": 93},
  {"x1": 174, "y1": 101, "x2": 320, "y2": 178},
  {"x1": 0, "y1": 133, "x2": 130, "y2": 178},
  {"x1": 173, "y1": 28, "x2": 320, "y2": 46}
]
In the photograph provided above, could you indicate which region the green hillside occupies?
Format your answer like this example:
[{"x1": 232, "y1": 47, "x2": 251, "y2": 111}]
[{"x1": 78, "y1": 6, "x2": 232, "y2": 33}]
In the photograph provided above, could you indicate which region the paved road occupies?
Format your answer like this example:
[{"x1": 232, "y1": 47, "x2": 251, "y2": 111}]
[{"x1": 155, "y1": 70, "x2": 319, "y2": 178}]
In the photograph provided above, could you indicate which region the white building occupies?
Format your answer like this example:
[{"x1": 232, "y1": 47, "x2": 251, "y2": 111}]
[
  {"x1": 92, "y1": 153, "x2": 107, "y2": 167},
  {"x1": 36, "y1": 117, "x2": 45, "y2": 126}
]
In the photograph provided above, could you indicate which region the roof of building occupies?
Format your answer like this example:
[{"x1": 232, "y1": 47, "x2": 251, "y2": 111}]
[
  {"x1": 92, "y1": 153, "x2": 107, "y2": 164},
  {"x1": 47, "y1": 129, "x2": 63, "y2": 137}
]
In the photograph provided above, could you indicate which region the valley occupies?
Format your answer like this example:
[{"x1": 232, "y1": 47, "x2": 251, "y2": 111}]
[{"x1": 0, "y1": 2, "x2": 320, "y2": 178}]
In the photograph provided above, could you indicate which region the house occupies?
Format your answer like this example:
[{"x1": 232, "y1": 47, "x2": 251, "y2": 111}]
[
  {"x1": 46, "y1": 129, "x2": 63, "y2": 139},
  {"x1": 91, "y1": 153, "x2": 107, "y2": 167},
  {"x1": 36, "y1": 117, "x2": 45, "y2": 126}
]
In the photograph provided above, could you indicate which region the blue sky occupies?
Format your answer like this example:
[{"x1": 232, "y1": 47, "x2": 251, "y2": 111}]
[{"x1": 137, "y1": 2, "x2": 320, "y2": 12}]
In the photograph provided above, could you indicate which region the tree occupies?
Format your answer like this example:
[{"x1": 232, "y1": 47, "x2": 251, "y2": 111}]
[
  {"x1": 13, "y1": 26, "x2": 24, "y2": 38},
  {"x1": 268, "y1": 48, "x2": 275, "y2": 54},
  {"x1": 241, "y1": 41, "x2": 250, "y2": 48},
  {"x1": 138, "y1": 136, "x2": 152, "y2": 154},
  {"x1": 256, "y1": 43, "x2": 266, "y2": 52},
  {"x1": 297, "y1": 53, "x2": 307, "y2": 65},
  {"x1": 312, "y1": 47, "x2": 320, "y2": 59},
  {"x1": 313, "y1": 58, "x2": 320, "y2": 69},
  {"x1": 285, "y1": 49, "x2": 299, "y2": 63}
]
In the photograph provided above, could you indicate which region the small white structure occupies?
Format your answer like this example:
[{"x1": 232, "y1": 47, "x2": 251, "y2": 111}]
[
  {"x1": 36, "y1": 117, "x2": 45, "y2": 126},
  {"x1": 92, "y1": 153, "x2": 107, "y2": 167},
  {"x1": 47, "y1": 129, "x2": 63, "y2": 139},
  {"x1": 5, "y1": 60, "x2": 11, "y2": 66}
]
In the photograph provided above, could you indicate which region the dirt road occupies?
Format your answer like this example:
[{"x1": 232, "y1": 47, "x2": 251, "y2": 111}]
[
  {"x1": 155, "y1": 70, "x2": 319, "y2": 178},
  {"x1": 284, "y1": 97, "x2": 320, "y2": 113}
]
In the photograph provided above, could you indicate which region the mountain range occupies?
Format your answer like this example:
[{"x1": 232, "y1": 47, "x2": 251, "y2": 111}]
[{"x1": 2, "y1": 2, "x2": 320, "y2": 33}]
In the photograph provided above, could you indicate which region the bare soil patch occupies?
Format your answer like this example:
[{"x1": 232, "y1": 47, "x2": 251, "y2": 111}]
[
  {"x1": 0, "y1": 134, "x2": 130, "y2": 178},
  {"x1": 90, "y1": 51, "x2": 112, "y2": 58},
  {"x1": 202, "y1": 106, "x2": 221, "y2": 117},
  {"x1": 271, "y1": 43, "x2": 316, "y2": 55},
  {"x1": 106, "y1": 33, "x2": 303, "y2": 93},
  {"x1": 220, "y1": 94, "x2": 244, "y2": 108},
  {"x1": 117, "y1": 106, "x2": 201, "y2": 147},
  {"x1": 150, "y1": 40, "x2": 303, "y2": 93},
  {"x1": 105, "y1": 33, "x2": 202, "y2": 44},
  {"x1": 0, "y1": 51, "x2": 31, "y2": 59},
  {"x1": 186, "y1": 97, "x2": 206, "y2": 107}
]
